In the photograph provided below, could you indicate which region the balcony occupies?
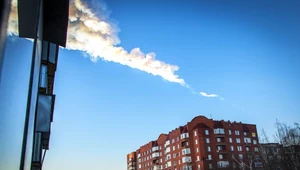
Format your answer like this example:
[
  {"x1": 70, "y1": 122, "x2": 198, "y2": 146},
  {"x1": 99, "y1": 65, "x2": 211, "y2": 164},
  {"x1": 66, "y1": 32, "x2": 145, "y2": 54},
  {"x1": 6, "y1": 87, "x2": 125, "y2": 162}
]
[
  {"x1": 182, "y1": 141, "x2": 189, "y2": 148},
  {"x1": 217, "y1": 161, "x2": 230, "y2": 168},
  {"x1": 128, "y1": 161, "x2": 136, "y2": 165},
  {"x1": 153, "y1": 165, "x2": 161, "y2": 170},
  {"x1": 244, "y1": 142, "x2": 252, "y2": 146},
  {"x1": 180, "y1": 133, "x2": 189, "y2": 141},
  {"x1": 152, "y1": 152, "x2": 159, "y2": 158},
  {"x1": 182, "y1": 148, "x2": 191, "y2": 155},
  {"x1": 152, "y1": 146, "x2": 159, "y2": 152},
  {"x1": 153, "y1": 159, "x2": 160, "y2": 165},
  {"x1": 216, "y1": 142, "x2": 226, "y2": 146},
  {"x1": 182, "y1": 156, "x2": 192, "y2": 163},
  {"x1": 217, "y1": 149, "x2": 229, "y2": 154}
]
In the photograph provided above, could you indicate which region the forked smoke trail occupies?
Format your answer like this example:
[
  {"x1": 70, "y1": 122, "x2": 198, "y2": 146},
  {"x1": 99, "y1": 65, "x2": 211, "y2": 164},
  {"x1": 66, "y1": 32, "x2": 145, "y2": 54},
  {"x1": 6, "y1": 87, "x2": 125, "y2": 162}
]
[
  {"x1": 7, "y1": 0, "x2": 186, "y2": 86},
  {"x1": 7, "y1": 0, "x2": 223, "y2": 99}
]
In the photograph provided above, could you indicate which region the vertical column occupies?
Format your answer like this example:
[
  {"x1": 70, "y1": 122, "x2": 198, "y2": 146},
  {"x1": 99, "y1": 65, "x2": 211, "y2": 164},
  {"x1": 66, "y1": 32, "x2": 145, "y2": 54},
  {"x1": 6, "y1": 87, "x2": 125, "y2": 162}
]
[{"x1": 31, "y1": 41, "x2": 58, "y2": 170}]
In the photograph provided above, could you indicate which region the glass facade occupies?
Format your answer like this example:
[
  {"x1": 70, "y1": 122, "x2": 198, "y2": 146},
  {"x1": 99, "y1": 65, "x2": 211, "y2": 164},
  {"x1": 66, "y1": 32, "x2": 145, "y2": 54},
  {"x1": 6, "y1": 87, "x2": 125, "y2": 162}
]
[{"x1": 0, "y1": 0, "x2": 68, "y2": 169}]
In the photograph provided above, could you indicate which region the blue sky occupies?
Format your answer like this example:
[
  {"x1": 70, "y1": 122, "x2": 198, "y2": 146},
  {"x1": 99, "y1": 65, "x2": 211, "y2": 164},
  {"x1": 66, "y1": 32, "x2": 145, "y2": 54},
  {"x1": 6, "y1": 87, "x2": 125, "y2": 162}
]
[{"x1": 4, "y1": 0, "x2": 300, "y2": 169}]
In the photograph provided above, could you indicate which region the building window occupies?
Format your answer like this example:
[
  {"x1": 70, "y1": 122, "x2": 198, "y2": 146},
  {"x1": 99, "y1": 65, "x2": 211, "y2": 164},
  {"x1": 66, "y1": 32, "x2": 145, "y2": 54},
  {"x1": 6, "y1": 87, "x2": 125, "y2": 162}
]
[
  {"x1": 182, "y1": 156, "x2": 192, "y2": 163},
  {"x1": 254, "y1": 147, "x2": 259, "y2": 152},
  {"x1": 206, "y1": 138, "x2": 210, "y2": 143},
  {"x1": 239, "y1": 154, "x2": 243, "y2": 160},
  {"x1": 160, "y1": 159, "x2": 162, "y2": 163},
  {"x1": 177, "y1": 144, "x2": 180, "y2": 149},
  {"x1": 197, "y1": 156, "x2": 200, "y2": 161},
  {"x1": 217, "y1": 138, "x2": 221, "y2": 142},
  {"x1": 219, "y1": 154, "x2": 223, "y2": 159},
  {"x1": 196, "y1": 148, "x2": 199, "y2": 153},
  {"x1": 217, "y1": 146, "x2": 223, "y2": 151},
  {"x1": 205, "y1": 130, "x2": 209, "y2": 135},
  {"x1": 214, "y1": 128, "x2": 225, "y2": 134},
  {"x1": 160, "y1": 152, "x2": 162, "y2": 156},
  {"x1": 237, "y1": 146, "x2": 242, "y2": 151},
  {"x1": 253, "y1": 140, "x2": 257, "y2": 144},
  {"x1": 181, "y1": 133, "x2": 189, "y2": 139},
  {"x1": 208, "y1": 146, "x2": 211, "y2": 152},
  {"x1": 165, "y1": 147, "x2": 171, "y2": 153},
  {"x1": 230, "y1": 146, "x2": 234, "y2": 151},
  {"x1": 194, "y1": 131, "x2": 197, "y2": 136},
  {"x1": 195, "y1": 139, "x2": 198, "y2": 144},
  {"x1": 172, "y1": 139, "x2": 175, "y2": 143},
  {"x1": 228, "y1": 130, "x2": 232, "y2": 135},
  {"x1": 182, "y1": 148, "x2": 191, "y2": 155},
  {"x1": 244, "y1": 132, "x2": 247, "y2": 136},
  {"x1": 178, "y1": 160, "x2": 181, "y2": 165},
  {"x1": 229, "y1": 138, "x2": 232, "y2": 143},
  {"x1": 173, "y1": 153, "x2": 176, "y2": 158},
  {"x1": 209, "y1": 164, "x2": 213, "y2": 169},
  {"x1": 246, "y1": 147, "x2": 250, "y2": 151},
  {"x1": 244, "y1": 137, "x2": 251, "y2": 144},
  {"x1": 208, "y1": 155, "x2": 212, "y2": 160},
  {"x1": 235, "y1": 130, "x2": 240, "y2": 135},
  {"x1": 173, "y1": 146, "x2": 175, "y2": 151},
  {"x1": 236, "y1": 138, "x2": 241, "y2": 143},
  {"x1": 252, "y1": 132, "x2": 256, "y2": 137}
]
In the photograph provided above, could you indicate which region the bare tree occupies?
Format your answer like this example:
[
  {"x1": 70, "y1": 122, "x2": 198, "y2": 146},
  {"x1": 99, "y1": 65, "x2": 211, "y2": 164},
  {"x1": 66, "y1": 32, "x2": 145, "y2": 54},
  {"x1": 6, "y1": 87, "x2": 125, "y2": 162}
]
[
  {"x1": 260, "y1": 121, "x2": 300, "y2": 170},
  {"x1": 274, "y1": 121, "x2": 300, "y2": 170}
]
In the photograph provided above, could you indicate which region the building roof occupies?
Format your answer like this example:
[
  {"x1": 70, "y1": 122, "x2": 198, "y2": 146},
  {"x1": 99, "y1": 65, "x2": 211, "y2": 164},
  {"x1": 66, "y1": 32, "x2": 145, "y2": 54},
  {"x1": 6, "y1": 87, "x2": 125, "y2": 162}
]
[
  {"x1": 242, "y1": 124, "x2": 250, "y2": 132},
  {"x1": 213, "y1": 121, "x2": 223, "y2": 128}
]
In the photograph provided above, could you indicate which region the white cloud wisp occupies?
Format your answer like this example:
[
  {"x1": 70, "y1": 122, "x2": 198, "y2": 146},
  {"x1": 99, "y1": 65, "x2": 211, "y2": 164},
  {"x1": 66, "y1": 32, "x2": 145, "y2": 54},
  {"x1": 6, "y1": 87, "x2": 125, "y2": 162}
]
[{"x1": 199, "y1": 92, "x2": 218, "y2": 98}]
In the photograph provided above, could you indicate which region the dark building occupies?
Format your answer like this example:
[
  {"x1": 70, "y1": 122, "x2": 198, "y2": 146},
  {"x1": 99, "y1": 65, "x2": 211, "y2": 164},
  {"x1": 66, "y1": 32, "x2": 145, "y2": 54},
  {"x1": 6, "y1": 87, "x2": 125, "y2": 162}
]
[
  {"x1": 127, "y1": 116, "x2": 263, "y2": 170},
  {"x1": 0, "y1": 0, "x2": 69, "y2": 170},
  {"x1": 260, "y1": 143, "x2": 300, "y2": 170}
]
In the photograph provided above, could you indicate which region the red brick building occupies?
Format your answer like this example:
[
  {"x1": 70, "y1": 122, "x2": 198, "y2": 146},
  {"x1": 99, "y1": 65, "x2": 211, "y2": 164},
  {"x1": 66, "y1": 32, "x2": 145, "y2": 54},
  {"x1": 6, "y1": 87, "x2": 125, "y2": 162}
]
[{"x1": 127, "y1": 116, "x2": 263, "y2": 170}]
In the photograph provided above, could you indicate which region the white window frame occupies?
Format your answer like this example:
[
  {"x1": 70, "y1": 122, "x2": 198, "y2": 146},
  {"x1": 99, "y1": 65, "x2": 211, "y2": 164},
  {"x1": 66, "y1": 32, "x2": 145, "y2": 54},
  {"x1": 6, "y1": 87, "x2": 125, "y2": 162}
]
[
  {"x1": 205, "y1": 130, "x2": 209, "y2": 135},
  {"x1": 206, "y1": 138, "x2": 210, "y2": 143}
]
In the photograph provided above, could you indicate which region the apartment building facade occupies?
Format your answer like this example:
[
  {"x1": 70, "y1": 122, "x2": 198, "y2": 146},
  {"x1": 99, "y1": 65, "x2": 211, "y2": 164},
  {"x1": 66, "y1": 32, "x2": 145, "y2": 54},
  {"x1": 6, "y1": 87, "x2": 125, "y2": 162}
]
[{"x1": 127, "y1": 116, "x2": 263, "y2": 170}]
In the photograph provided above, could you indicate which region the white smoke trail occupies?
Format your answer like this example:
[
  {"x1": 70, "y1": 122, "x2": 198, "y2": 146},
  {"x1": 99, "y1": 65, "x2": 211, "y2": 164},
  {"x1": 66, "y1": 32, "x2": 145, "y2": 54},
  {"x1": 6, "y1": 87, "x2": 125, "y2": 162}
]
[
  {"x1": 7, "y1": 0, "x2": 223, "y2": 99},
  {"x1": 7, "y1": 0, "x2": 185, "y2": 86}
]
